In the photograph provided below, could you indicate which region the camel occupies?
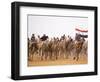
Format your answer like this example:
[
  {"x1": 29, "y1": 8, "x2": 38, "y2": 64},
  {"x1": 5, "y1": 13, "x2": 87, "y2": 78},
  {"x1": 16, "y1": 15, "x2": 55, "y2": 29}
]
[
  {"x1": 28, "y1": 34, "x2": 87, "y2": 61},
  {"x1": 73, "y1": 38, "x2": 85, "y2": 61}
]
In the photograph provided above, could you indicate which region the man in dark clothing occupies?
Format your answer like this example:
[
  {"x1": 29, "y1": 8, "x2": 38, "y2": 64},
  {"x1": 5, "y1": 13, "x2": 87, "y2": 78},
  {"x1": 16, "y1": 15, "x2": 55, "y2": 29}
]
[
  {"x1": 75, "y1": 33, "x2": 81, "y2": 41},
  {"x1": 40, "y1": 34, "x2": 48, "y2": 41},
  {"x1": 31, "y1": 34, "x2": 36, "y2": 42}
]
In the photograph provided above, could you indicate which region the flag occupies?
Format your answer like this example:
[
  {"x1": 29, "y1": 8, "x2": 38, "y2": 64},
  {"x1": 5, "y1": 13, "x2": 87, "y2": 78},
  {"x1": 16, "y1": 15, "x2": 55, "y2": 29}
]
[
  {"x1": 75, "y1": 28, "x2": 88, "y2": 32},
  {"x1": 75, "y1": 27, "x2": 88, "y2": 38}
]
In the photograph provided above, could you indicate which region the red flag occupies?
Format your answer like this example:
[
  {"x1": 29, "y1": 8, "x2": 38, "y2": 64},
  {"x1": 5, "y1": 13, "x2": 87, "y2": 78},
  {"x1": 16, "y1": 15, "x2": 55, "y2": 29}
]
[{"x1": 75, "y1": 28, "x2": 88, "y2": 32}]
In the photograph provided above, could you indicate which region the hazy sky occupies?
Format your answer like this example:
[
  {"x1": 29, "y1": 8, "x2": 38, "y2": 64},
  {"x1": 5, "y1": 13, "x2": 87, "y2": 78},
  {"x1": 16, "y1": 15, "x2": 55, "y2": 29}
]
[{"x1": 28, "y1": 15, "x2": 88, "y2": 39}]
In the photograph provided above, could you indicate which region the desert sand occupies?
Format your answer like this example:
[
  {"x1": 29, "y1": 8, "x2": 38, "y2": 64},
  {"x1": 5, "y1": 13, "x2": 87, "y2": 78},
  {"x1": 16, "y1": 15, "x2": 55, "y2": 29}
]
[{"x1": 28, "y1": 54, "x2": 87, "y2": 67}]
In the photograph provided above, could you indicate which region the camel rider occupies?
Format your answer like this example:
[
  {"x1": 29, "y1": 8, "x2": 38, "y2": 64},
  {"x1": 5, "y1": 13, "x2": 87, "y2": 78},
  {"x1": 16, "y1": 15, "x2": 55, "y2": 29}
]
[
  {"x1": 40, "y1": 34, "x2": 48, "y2": 41},
  {"x1": 31, "y1": 34, "x2": 36, "y2": 42},
  {"x1": 75, "y1": 33, "x2": 81, "y2": 41}
]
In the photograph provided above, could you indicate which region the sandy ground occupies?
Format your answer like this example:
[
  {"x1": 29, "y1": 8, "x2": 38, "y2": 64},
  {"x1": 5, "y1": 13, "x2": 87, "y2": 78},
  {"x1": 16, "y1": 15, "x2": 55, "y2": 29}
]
[{"x1": 28, "y1": 54, "x2": 88, "y2": 67}]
